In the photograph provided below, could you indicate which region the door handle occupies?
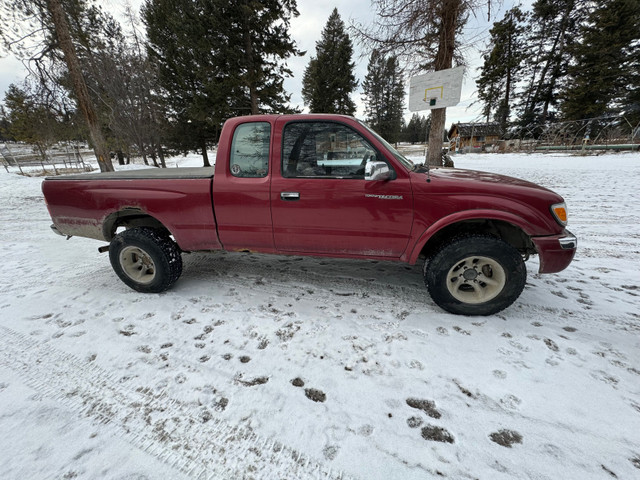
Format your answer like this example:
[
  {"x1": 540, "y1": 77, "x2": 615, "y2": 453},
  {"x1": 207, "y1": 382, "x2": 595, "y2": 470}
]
[{"x1": 280, "y1": 192, "x2": 300, "y2": 201}]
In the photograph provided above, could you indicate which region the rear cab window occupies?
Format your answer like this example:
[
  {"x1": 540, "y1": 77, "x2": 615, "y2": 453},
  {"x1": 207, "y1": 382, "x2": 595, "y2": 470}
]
[{"x1": 230, "y1": 122, "x2": 271, "y2": 178}]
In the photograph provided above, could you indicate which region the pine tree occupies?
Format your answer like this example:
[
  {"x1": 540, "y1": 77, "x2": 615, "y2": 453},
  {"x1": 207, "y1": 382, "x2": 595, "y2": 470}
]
[
  {"x1": 143, "y1": 0, "x2": 300, "y2": 165},
  {"x1": 560, "y1": 0, "x2": 640, "y2": 123},
  {"x1": 231, "y1": 0, "x2": 302, "y2": 114},
  {"x1": 301, "y1": 8, "x2": 358, "y2": 115},
  {"x1": 3, "y1": 82, "x2": 66, "y2": 164},
  {"x1": 516, "y1": 0, "x2": 588, "y2": 133},
  {"x1": 403, "y1": 113, "x2": 430, "y2": 144},
  {"x1": 143, "y1": 0, "x2": 216, "y2": 165},
  {"x1": 476, "y1": 7, "x2": 527, "y2": 133},
  {"x1": 363, "y1": 50, "x2": 405, "y2": 143},
  {"x1": 625, "y1": 39, "x2": 640, "y2": 129},
  {"x1": 363, "y1": 50, "x2": 386, "y2": 129},
  {"x1": 0, "y1": 110, "x2": 12, "y2": 142},
  {"x1": 382, "y1": 54, "x2": 405, "y2": 144}
]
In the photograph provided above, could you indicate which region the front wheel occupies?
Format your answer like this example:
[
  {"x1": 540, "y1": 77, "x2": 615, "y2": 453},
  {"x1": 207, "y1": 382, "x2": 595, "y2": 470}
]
[
  {"x1": 109, "y1": 227, "x2": 183, "y2": 293},
  {"x1": 424, "y1": 235, "x2": 526, "y2": 316}
]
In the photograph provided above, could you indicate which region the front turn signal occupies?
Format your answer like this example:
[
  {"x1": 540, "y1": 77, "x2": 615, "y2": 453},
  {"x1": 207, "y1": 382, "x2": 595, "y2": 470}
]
[{"x1": 551, "y1": 203, "x2": 568, "y2": 226}]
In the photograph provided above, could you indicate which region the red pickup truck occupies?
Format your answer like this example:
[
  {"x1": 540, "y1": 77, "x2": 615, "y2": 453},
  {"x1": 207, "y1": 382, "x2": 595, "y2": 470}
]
[{"x1": 42, "y1": 114, "x2": 576, "y2": 315}]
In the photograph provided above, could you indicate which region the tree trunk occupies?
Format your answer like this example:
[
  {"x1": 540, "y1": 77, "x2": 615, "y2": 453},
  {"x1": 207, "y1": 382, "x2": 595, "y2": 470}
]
[
  {"x1": 150, "y1": 151, "x2": 159, "y2": 168},
  {"x1": 427, "y1": 0, "x2": 460, "y2": 167},
  {"x1": 502, "y1": 16, "x2": 513, "y2": 133},
  {"x1": 428, "y1": 108, "x2": 446, "y2": 166},
  {"x1": 201, "y1": 141, "x2": 211, "y2": 167},
  {"x1": 36, "y1": 143, "x2": 49, "y2": 173},
  {"x1": 157, "y1": 146, "x2": 167, "y2": 168},
  {"x1": 243, "y1": 20, "x2": 259, "y2": 114},
  {"x1": 46, "y1": 0, "x2": 114, "y2": 172}
]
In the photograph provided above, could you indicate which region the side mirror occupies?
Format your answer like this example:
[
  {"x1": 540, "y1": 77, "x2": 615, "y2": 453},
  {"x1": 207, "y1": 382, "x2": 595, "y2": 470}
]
[{"x1": 365, "y1": 161, "x2": 392, "y2": 181}]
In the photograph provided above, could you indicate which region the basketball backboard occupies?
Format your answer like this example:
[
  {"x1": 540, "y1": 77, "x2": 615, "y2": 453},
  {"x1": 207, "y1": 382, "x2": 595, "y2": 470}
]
[{"x1": 408, "y1": 66, "x2": 464, "y2": 111}]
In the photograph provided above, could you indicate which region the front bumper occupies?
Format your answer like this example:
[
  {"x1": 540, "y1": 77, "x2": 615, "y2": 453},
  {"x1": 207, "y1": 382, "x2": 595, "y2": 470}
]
[{"x1": 531, "y1": 230, "x2": 577, "y2": 274}]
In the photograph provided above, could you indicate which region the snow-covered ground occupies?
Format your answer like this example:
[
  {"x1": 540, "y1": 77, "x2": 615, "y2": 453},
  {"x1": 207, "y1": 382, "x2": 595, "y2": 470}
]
[{"x1": 1, "y1": 151, "x2": 639, "y2": 479}]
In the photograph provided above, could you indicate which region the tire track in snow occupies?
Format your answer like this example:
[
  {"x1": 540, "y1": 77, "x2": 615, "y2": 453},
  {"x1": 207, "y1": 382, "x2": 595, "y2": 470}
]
[{"x1": 0, "y1": 325, "x2": 353, "y2": 480}]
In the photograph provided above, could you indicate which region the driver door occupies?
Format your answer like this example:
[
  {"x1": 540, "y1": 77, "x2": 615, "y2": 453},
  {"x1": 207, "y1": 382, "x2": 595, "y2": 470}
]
[{"x1": 270, "y1": 120, "x2": 413, "y2": 257}]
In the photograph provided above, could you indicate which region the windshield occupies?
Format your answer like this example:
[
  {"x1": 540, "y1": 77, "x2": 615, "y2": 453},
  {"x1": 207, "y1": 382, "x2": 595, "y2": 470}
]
[{"x1": 357, "y1": 120, "x2": 415, "y2": 171}]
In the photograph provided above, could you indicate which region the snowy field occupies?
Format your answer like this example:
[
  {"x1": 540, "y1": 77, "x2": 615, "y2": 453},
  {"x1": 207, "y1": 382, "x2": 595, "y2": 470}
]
[{"x1": 0, "y1": 150, "x2": 639, "y2": 479}]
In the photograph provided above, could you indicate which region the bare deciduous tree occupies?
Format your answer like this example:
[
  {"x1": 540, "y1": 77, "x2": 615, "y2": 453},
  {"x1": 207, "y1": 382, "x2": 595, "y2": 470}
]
[
  {"x1": 45, "y1": 0, "x2": 112, "y2": 171},
  {"x1": 1, "y1": 0, "x2": 114, "y2": 171},
  {"x1": 353, "y1": 0, "x2": 496, "y2": 166}
]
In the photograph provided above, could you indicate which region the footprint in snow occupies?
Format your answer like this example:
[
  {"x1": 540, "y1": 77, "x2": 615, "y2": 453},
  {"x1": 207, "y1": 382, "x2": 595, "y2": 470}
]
[
  {"x1": 239, "y1": 376, "x2": 269, "y2": 387},
  {"x1": 500, "y1": 394, "x2": 521, "y2": 410},
  {"x1": 544, "y1": 338, "x2": 560, "y2": 352},
  {"x1": 453, "y1": 326, "x2": 471, "y2": 335},
  {"x1": 406, "y1": 398, "x2": 441, "y2": 419},
  {"x1": 323, "y1": 445, "x2": 339, "y2": 460},
  {"x1": 305, "y1": 388, "x2": 326, "y2": 402},
  {"x1": 489, "y1": 429, "x2": 523, "y2": 448},
  {"x1": 407, "y1": 417, "x2": 423, "y2": 428},
  {"x1": 421, "y1": 425, "x2": 455, "y2": 443}
]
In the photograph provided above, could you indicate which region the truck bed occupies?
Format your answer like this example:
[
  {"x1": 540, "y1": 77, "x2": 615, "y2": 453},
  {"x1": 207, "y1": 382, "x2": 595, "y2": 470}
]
[
  {"x1": 45, "y1": 167, "x2": 215, "y2": 181},
  {"x1": 42, "y1": 167, "x2": 220, "y2": 251}
]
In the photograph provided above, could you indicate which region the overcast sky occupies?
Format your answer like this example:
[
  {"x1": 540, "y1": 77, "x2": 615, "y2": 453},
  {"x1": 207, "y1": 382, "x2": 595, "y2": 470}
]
[{"x1": 0, "y1": 0, "x2": 523, "y2": 126}]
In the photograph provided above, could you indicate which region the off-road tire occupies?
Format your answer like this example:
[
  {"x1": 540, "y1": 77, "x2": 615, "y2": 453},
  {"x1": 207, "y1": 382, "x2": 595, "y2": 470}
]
[
  {"x1": 424, "y1": 235, "x2": 526, "y2": 316},
  {"x1": 109, "y1": 227, "x2": 183, "y2": 293}
]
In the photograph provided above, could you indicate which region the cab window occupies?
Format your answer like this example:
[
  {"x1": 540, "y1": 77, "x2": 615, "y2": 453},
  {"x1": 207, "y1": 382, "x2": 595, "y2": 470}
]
[
  {"x1": 230, "y1": 122, "x2": 271, "y2": 178},
  {"x1": 282, "y1": 122, "x2": 378, "y2": 179}
]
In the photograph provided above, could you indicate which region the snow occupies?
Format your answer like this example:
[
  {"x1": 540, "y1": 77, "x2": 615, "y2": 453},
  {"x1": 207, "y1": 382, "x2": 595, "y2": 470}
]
[{"x1": 1, "y1": 151, "x2": 639, "y2": 479}]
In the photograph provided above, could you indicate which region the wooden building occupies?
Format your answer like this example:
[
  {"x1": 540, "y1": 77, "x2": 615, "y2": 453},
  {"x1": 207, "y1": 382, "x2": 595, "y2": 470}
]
[{"x1": 448, "y1": 122, "x2": 502, "y2": 152}]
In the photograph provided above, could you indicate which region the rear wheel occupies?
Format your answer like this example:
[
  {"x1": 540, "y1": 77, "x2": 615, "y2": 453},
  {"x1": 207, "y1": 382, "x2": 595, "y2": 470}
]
[
  {"x1": 109, "y1": 227, "x2": 182, "y2": 293},
  {"x1": 424, "y1": 235, "x2": 526, "y2": 316}
]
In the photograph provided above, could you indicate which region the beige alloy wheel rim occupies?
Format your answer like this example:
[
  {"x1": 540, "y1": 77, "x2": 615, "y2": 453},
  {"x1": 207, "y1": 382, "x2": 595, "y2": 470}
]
[
  {"x1": 119, "y1": 246, "x2": 156, "y2": 284},
  {"x1": 446, "y1": 256, "x2": 506, "y2": 304}
]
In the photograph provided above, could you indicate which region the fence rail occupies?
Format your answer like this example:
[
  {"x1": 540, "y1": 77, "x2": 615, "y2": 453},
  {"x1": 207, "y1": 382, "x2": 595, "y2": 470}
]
[
  {"x1": 1, "y1": 143, "x2": 94, "y2": 175},
  {"x1": 504, "y1": 114, "x2": 640, "y2": 153}
]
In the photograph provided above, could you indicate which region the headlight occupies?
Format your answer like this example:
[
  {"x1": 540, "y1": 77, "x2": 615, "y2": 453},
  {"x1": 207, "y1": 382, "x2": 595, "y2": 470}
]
[{"x1": 551, "y1": 202, "x2": 568, "y2": 226}]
